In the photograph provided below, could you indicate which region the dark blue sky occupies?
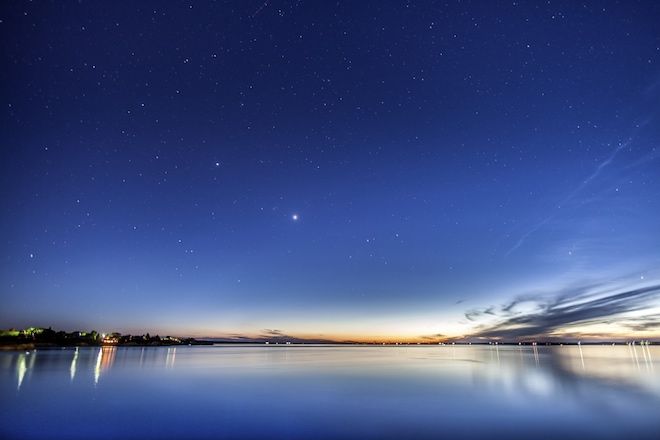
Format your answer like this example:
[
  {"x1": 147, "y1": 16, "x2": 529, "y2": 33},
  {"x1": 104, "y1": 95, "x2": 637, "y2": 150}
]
[{"x1": 1, "y1": 1, "x2": 659, "y2": 341}]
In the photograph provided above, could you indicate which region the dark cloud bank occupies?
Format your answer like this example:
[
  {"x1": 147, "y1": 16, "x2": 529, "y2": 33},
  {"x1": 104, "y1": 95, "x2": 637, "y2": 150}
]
[
  {"x1": 457, "y1": 282, "x2": 660, "y2": 342},
  {"x1": 211, "y1": 328, "x2": 336, "y2": 344}
]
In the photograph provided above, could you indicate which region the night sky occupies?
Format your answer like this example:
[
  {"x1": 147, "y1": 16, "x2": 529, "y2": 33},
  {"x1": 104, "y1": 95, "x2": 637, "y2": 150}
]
[{"x1": 2, "y1": 1, "x2": 659, "y2": 342}]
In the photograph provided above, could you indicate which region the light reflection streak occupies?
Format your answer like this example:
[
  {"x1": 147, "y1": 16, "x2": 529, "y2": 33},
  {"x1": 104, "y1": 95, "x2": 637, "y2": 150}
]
[
  {"x1": 578, "y1": 344, "x2": 585, "y2": 370},
  {"x1": 166, "y1": 347, "x2": 177, "y2": 368},
  {"x1": 16, "y1": 351, "x2": 37, "y2": 391},
  {"x1": 94, "y1": 346, "x2": 117, "y2": 385},
  {"x1": 644, "y1": 344, "x2": 654, "y2": 371},
  {"x1": 94, "y1": 348, "x2": 102, "y2": 385},
  {"x1": 16, "y1": 353, "x2": 26, "y2": 390},
  {"x1": 70, "y1": 348, "x2": 79, "y2": 381},
  {"x1": 630, "y1": 342, "x2": 640, "y2": 370},
  {"x1": 641, "y1": 343, "x2": 650, "y2": 371}
]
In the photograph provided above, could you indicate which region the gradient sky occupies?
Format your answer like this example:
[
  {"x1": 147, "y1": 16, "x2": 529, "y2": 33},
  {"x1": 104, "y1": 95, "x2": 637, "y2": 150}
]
[{"x1": 1, "y1": 1, "x2": 659, "y2": 342}]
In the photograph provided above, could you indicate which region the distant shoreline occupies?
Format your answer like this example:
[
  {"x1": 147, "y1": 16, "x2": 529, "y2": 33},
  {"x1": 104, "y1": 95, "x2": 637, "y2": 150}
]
[
  {"x1": 0, "y1": 327, "x2": 215, "y2": 350},
  {"x1": 1, "y1": 341, "x2": 656, "y2": 350},
  {"x1": 0, "y1": 340, "x2": 215, "y2": 350},
  {"x1": 2, "y1": 327, "x2": 656, "y2": 349}
]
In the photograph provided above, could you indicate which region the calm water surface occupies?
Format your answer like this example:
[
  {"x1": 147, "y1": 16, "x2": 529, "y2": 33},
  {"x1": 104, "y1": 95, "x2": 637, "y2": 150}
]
[{"x1": 1, "y1": 344, "x2": 659, "y2": 439}]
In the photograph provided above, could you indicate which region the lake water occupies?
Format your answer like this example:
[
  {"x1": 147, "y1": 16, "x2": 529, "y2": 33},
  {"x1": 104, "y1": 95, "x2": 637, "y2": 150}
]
[{"x1": 1, "y1": 344, "x2": 659, "y2": 439}]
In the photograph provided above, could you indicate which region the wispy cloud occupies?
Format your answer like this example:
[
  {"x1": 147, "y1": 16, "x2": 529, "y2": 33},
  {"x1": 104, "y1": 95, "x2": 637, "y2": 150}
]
[
  {"x1": 261, "y1": 329, "x2": 285, "y2": 337},
  {"x1": 420, "y1": 333, "x2": 446, "y2": 340},
  {"x1": 618, "y1": 313, "x2": 660, "y2": 332},
  {"x1": 208, "y1": 329, "x2": 337, "y2": 344},
  {"x1": 465, "y1": 306, "x2": 496, "y2": 321},
  {"x1": 505, "y1": 119, "x2": 652, "y2": 256}
]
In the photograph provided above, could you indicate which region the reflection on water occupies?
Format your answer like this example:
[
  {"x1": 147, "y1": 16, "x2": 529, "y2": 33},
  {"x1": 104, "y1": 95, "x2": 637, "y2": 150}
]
[
  {"x1": 69, "y1": 347, "x2": 78, "y2": 381},
  {"x1": 14, "y1": 351, "x2": 36, "y2": 391},
  {"x1": 165, "y1": 347, "x2": 176, "y2": 368},
  {"x1": 15, "y1": 353, "x2": 26, "y2": 390},
  {"x1": 93, "y1": 346, "x2": 116, "y2": 385},
  {"x1": 1, "y1": 345, "x2": 659, "y2": 439}
]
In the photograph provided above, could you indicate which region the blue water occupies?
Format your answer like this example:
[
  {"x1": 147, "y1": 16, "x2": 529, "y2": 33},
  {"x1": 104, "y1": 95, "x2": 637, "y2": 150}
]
[{"x1": 1, "y1": 344, "x2": 659, "y2": 439}]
